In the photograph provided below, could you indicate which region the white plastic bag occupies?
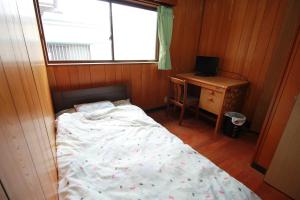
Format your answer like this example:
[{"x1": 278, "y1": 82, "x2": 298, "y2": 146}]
[{"x1": 224, "y1": 112, "x2": 246, "y2": 126}]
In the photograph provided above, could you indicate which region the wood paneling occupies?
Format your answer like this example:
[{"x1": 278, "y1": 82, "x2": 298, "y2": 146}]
[
  {"x1": 0, "y1": 60, "x2": 44, "y2": 200},
  {"x1": 251, "y1": 0, "x2": 300, "y2": 132},
  {"x1": 48, "y1": 63, "x2": 168, "y2": 109},
  {"x1": 46, "y1": 0, "x2": 204, "y2": 110},
  {"x1": 253, "y1": 28, "x2": 300, "y2": 169},
  {"x1": 197, "y1": 0, "x2": 298, "y2": 130},
  {"x1": 17, "y1": 0, "x2": 57, "y2": 158},
  {"x1": 0, "y1": 0, "x2": 57, "y2": 199}
]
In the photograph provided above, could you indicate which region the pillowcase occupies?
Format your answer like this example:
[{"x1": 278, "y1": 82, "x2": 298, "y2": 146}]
[
  {"x1": 56, "y1": 108, "x2": 76, "y2": 118},
  {"x1": 74, "y1": 101, "x2": 115, "y2": 113},
  {"x1": 84, "y1": 106, "x2": 115, "y2": 120},
  {"x1": 113, "y1": 99, "x2": 131, "y2": 106}
]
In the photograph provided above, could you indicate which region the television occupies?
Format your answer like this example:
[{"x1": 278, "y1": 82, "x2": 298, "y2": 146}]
[{"x1": 195, "y1": 56, "x2": 219, "y2": 76}]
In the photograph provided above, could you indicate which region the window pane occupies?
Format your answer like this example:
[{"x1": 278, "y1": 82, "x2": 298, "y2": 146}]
[
  {"x1": 39, "y1": 0, "x2": 112, "y2": 61},
  {"x1": 112, "y1": 3, "x2": 158, "y2": 61}
]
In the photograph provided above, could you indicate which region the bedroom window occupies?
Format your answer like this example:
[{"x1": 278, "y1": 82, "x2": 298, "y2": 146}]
[{"x1": 37, "y1": 0, "x2": 158, "y2": 63}]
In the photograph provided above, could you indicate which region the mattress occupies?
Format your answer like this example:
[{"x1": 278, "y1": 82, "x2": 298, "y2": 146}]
[{"x1": 56, "y1": 104, "x2": 260, "y2": 200}]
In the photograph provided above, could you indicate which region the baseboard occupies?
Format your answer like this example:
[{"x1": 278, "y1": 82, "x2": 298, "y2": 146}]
[{"x1": 251, "y1": 162, "x2": 267, "y2": 174}]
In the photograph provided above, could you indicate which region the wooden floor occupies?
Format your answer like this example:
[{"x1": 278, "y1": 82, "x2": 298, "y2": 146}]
[{"x1": 148, "y1": 110, "x2": 290, "y2": 200}]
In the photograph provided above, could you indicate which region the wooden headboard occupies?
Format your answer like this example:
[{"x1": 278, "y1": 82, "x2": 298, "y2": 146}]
[{"x1": 51, "y1": 84, "x2": 129, "y2": 113}]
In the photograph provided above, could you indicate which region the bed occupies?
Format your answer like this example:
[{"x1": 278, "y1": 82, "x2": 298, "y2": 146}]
[{"x1": 53, "y1": 85, "x2": 260, "y2": 200}]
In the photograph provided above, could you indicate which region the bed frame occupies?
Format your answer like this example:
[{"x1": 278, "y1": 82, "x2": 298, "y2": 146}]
[{"x1": 52, "y1": 84, "x2": 129, "y2": 113}]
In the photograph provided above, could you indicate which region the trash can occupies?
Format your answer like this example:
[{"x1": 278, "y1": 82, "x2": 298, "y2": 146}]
[{"x1": 223, "y1": 112, "x2": 246, "y2": 138}]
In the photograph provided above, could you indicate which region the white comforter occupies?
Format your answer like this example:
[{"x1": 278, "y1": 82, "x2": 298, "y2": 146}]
[{"x1": 56, "y1": 105, "x2": 260, "y2": 200}]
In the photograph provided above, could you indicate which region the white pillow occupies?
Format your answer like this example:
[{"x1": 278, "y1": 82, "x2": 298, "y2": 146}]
[
  {"x1": 74, "y1": 101, "x2": 115, "y2": 113},
  {"x1": 113, "y1": 99, "x2": 131, "y2": 106},
  {"x1": 84, "y1": 107, "x2": 115, "y2": 120}
]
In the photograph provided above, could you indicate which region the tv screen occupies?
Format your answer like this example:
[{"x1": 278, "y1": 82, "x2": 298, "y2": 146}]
[{"x1": 195, "y1": 56, "x2": 219, "y2": 76}]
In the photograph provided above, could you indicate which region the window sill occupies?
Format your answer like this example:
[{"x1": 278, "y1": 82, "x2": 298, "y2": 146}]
[{"x1": 46, "y1": 61, "x2": 159, "y2": 66}]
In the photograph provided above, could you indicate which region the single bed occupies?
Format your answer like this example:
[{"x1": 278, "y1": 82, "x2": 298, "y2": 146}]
[{"x1": 53, "y1": 85, "x2": 260, "y2": 200}]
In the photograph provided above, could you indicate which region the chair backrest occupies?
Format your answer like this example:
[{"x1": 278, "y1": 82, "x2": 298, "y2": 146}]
[{"x1": 169, "y1": 77, "x2": 187, "y2": 105}]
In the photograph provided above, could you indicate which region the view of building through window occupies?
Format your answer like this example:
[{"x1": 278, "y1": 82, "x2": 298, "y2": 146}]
[{"x1": 38, "y1": 0, "x2": 158, "y2": 62}]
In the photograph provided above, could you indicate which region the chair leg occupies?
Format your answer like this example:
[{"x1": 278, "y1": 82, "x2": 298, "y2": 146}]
[{"x1": 179, "y1": 106, "x2": 185, "y2": 125}]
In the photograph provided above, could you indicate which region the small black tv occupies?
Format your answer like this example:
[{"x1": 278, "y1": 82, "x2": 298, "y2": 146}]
[{"x1": 195, "y1": 56, "x2": 219, "y2": 76}]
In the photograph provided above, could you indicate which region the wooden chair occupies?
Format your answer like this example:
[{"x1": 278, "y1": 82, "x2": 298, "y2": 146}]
[{"x1": 167, "y1": 77, "x2": 199, "y2": 125}]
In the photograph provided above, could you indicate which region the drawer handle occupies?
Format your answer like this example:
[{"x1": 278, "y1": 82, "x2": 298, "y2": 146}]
[{"x1": 208, "y1": 97, "x2": 214, "y2": 102}]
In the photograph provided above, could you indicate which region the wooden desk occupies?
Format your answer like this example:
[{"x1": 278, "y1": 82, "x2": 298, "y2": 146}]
[{"x1": 177, "y1": 73, "x2": 248, "y2": 135}]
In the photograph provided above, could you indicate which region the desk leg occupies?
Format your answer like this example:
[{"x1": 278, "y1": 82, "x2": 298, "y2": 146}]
[
  {"x1": 214, "y1": 91, "x2": 227, "y2": 136},
  {"x1": 214, "y1": 114, "x2": 223, "y2": 136}
]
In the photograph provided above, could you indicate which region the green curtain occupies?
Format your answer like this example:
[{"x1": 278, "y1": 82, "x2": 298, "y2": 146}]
[{"x1": 157, "y1": 6, "x2": 173, "y2": 70}]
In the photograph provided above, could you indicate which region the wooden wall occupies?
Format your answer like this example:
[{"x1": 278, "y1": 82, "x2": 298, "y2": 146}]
[
  {"x1": 0, "y1": 0, "x2": 57, "y2": 199},
  {"x1": 251, "y1": 0, "x2": 300, "y2": 132},
  {"x1": 198, "y1": 0, "x2": 295, "y2": 129},
  {"x1": 47, "y1": 0, "x2": 204, "y2": 110},
  {"x1": 253, "y1": 27, "x2": 300, "y2": 170}
]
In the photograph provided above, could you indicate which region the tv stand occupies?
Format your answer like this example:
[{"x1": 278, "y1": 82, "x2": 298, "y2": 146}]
[{"x1": 177, "y1": 73, "x2": 249, "y2": 136}]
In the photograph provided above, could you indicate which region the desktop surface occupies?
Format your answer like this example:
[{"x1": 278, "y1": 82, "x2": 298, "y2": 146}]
[{"x1": 177, "y1": 73, "x2": 248, "y2": 89}]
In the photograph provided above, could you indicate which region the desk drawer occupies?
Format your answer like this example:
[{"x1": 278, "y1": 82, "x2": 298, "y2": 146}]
[{"x1": 199, "y1": 88, "x2": 223, "y2": 115}]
